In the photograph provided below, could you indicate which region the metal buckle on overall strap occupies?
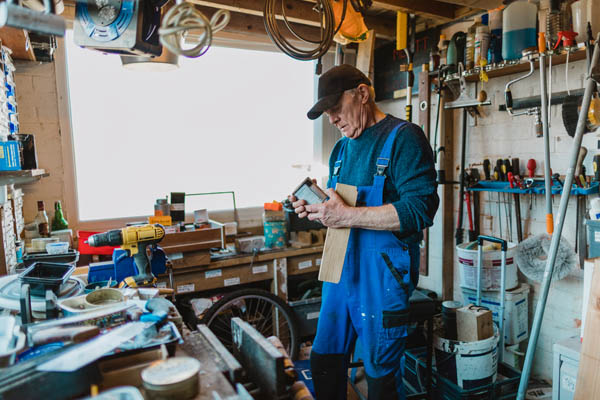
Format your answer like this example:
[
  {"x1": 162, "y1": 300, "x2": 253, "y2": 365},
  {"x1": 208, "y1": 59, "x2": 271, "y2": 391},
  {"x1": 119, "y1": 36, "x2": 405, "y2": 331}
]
[
  {"x1": 375, "y1": 157, "x2": 390, "y2": 176},
  {"x1": 333, "y1": 160, "x2": 342, "y2": 176}
]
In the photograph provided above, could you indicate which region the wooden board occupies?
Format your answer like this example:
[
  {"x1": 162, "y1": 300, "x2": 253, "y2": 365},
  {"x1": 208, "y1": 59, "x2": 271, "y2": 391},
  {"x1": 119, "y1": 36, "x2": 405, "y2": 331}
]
[
  {"x1": 0, "y1": 27, "x2": 35, "y2": 61},
  {"x1": 318, "y1": 183, "x2": 357, "y2": 283},
  {"x1": 169, "y1": 250, "x2": 211, "y2": 269},
  {"x1": 357, "y1": 30, "x2": 376, "y2": 83},
  {"x1": 418, "y1": 69, "x2": 431, "y2": 276},
  {"x1": 575, "y1": 259, "x2": 600, "y2": 399},
  {"x1": 160, "y1": 228, "x2": 222, "y2": 254}
]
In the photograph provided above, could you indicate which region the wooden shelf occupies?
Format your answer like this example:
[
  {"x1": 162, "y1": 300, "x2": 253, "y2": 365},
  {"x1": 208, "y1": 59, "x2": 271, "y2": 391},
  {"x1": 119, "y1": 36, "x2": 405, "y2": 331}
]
[
  {"x1": 0, "y1": 169, "x2": 48, "y2": 186},
  {"x1": 464, "y1": 48, "x2": 587, "y2": 82}
]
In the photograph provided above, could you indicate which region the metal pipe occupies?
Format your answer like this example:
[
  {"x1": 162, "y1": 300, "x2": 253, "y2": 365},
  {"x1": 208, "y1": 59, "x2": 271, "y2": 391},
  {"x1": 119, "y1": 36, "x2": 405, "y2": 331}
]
[
  {"x1": 499, "y1": 247, "x2": 506, "y2": 363},
  {"x1": 476, "y1": 241, "x2": 483, "y2": 307},
  {"x1": 517, "y1": 33, "x2": 600, "y2": 400},
  {"x1": 539, "y1": 52, "x2": 553, "y2": 234},
  {"x1": 455, "y1": 108, "x2": 468, "y2": 245}
]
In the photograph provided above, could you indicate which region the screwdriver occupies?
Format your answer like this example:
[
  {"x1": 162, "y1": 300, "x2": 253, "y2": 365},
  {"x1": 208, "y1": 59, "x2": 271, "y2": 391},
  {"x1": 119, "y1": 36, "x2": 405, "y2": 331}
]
[
  {"x1": 594, "y1": 154, "x2": 600, "y2": 182},
  {"x1": 483, "y1": 159, "x2": 491, "y2": 180},
  {"x1": 497, "y1": 159, "x2": 505, "y2": 181},
  {"x1": 527, "y1": 159, "x2": 536, "y2": 178},
  {"x1": 512, "y1": 158, "x2": 520, "y2": 177}
]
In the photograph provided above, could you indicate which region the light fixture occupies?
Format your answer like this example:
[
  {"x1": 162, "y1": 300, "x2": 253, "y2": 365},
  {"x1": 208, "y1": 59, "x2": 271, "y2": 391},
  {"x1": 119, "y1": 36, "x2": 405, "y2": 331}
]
[{"x1": 120, "y1": 46, "x2": 179, "y2": 71}]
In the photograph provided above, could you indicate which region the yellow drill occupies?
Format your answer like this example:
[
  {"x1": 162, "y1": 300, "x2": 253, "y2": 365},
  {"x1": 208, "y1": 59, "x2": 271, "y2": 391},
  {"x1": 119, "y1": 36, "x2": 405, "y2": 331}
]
[{"x1": 87, "y1": 224, "x2": 166, "y2": 287}]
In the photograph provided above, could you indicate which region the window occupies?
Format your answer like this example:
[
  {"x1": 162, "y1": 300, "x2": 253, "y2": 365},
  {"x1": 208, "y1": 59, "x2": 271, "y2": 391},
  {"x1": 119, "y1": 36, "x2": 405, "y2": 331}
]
[{"x1": 64, "y1": 31, "x2": 315, "y2": 221}]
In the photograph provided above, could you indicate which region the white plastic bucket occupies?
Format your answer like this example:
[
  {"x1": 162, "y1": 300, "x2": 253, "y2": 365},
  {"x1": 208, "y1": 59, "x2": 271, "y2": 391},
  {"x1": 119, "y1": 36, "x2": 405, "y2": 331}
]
[
  {"x1": 434, "y1": 325, "x2": 499, "y2": 389},
  {"x1": 461, "y1": 283, "x2": 530, "y2": 345},
  {"x1": 502, "y1": 0, "x2": 537, "y2": 60},
  {"x1": 571, "y1": 0, "x2": 600, "y2": 42},
  {"x1": 456, "y1": 242, "x2": 519, "y2": 291}
]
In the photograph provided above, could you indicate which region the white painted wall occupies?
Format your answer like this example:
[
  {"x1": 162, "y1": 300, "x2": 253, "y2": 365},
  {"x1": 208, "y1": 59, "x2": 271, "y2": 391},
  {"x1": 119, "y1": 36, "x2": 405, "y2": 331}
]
[{"x1": 379, "y1": 52, "x2": 590, "y2": 381}]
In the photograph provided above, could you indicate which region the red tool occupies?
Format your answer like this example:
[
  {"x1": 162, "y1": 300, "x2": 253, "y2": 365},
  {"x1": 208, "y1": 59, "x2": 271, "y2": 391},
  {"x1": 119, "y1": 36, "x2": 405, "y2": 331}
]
[
  {"x1": 554, "y1": 31, "x2": 578, "y2": 49},
  {"x1": 527, "y1": 159, "x2": 536, "y2": 178}
]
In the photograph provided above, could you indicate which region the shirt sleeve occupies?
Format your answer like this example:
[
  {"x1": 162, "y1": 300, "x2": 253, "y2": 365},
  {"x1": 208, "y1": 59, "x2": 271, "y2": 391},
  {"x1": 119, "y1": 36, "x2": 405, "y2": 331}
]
[{"x1": 389, "y1": 123, "x2": 439, "y2": 234}]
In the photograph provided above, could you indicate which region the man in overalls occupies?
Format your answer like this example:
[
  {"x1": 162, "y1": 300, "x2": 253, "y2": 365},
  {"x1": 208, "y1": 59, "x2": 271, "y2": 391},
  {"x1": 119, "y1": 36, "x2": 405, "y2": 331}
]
[{"x1": 292, "y1": 64, "x2": 439, "y2": 399}]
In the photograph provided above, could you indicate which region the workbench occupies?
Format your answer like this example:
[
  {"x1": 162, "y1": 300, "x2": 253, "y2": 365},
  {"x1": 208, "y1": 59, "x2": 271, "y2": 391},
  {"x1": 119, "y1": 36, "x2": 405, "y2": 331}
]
[{"x1": 157, "y1": 246, "x2": 324, "y2": 302}]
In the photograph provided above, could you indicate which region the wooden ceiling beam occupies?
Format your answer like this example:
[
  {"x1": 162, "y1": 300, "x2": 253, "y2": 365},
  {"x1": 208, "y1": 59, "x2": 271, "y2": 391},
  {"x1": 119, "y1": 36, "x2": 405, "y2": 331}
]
[
  {"x1": 432, "y1": 0, "x2": 501, "y2": 10},
  {"x1": 188, "y1": 0, "x2": 395, "y2": 39},
  {"x1": 369, "y1": 0, "x2": 458, "y2": 21}
]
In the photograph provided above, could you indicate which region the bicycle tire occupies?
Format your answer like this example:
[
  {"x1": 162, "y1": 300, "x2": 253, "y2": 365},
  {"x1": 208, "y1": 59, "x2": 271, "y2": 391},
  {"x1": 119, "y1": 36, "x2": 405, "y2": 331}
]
[{"x1": 201, "y1": 288, "x2": 301, "y2": 360}]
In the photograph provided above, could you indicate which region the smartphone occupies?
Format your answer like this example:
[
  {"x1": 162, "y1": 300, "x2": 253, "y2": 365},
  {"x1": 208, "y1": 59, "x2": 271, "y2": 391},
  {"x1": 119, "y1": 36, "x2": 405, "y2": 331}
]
[{"x1": 292, "y1": 177, "x2": 328, "y2": 205}]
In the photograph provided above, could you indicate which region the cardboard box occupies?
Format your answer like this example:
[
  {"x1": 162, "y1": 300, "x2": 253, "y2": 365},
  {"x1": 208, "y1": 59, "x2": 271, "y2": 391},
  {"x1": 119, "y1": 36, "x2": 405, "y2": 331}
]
[
  {"x1": 457, "y1": 304, "x2": 494, "y2": 342},
  {"x1": 235, "y1": 235, "x2": 264, "y2": 254},
  {"x1": 0, "y1": 141, "x2": 20, "y2": 171}
]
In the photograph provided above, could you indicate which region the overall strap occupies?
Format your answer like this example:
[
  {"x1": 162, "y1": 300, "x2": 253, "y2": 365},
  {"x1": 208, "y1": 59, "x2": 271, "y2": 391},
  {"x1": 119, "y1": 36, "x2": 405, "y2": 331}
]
[
  {"x1": 375, "y1": 122, "x2": 407, "y2": 177},
  {"x1": 332, "y1": 139, "x2": 348, "y2": 178}
]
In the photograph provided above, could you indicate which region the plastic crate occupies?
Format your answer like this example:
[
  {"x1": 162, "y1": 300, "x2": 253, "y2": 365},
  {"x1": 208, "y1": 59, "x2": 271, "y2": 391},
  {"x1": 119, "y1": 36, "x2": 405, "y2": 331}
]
[
  {"x1": 586, "y1": 219, "x2": 600, "y2": 258},
  {"x1": 23, "y1": 250, "x2": 79, "y2": 268},
  {"x1": 78, "y1": 231, "x2": 118, "y2": 255},
  {"x1": 289, "y1": 297, "x2": 321, "y2": 337},
  {"x1": 404, "y1": 347, "x2": 521, "y2": 400}
]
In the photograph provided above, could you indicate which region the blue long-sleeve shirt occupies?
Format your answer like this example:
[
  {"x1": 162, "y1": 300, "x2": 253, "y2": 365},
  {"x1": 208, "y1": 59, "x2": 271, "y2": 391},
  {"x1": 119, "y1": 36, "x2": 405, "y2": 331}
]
[{"x1": 327, "y1": 115, "x2": 439, "y2": 244}]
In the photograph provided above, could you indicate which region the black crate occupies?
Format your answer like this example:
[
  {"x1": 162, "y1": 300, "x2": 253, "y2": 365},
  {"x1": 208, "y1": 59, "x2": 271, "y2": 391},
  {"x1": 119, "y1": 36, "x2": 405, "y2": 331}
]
[
  {"x1": 18, "y1": 262, "x2": 75, "y2": 297},
  {"x1": 289, "y1": 297, "x2": 321, "y2": 337},
  {"x1": 23, "y1": 250, "x2": 79, "y2": 268},
  {"x1": 404, "y1": 347, "x2": 521, "y2": 400}
]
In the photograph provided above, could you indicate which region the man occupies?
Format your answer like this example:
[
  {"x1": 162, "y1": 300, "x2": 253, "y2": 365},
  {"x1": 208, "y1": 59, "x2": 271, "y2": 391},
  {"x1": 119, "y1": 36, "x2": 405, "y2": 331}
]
[{"x1": 291, "y1": 64, "x2": 439, "y2": 399}]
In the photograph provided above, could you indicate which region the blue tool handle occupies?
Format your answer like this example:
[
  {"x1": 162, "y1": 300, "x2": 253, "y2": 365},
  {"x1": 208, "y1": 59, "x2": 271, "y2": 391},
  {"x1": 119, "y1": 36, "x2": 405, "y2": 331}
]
[
  {"x1": 477, "y1": 235, "x2": 507, "y2": 251},
  {"x1": 141, "y1": 298, "x2": 171, "y2": 323}
]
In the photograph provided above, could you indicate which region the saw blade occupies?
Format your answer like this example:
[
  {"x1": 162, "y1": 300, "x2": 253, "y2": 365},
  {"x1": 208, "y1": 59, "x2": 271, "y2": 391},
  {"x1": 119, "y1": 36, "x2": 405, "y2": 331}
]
[{"x1": 36, "y1": 321, "x2": 149, "y2": 372}]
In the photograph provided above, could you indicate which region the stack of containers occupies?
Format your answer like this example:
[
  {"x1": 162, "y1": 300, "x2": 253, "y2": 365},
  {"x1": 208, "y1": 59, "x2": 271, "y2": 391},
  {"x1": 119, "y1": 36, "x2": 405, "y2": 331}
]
[
  {"x1": 2, "y1": 46, "x2": 17, "y2": 138},
  {"x1": 456, "y1": 242, "x2": 531, "y2": 362}
]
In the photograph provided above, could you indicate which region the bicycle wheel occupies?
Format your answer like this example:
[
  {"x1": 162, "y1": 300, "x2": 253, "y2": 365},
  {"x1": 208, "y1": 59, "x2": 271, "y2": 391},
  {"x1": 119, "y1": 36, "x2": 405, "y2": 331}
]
[{"x1": 201, "y1": 288, "x2": 300, "y2": 360}]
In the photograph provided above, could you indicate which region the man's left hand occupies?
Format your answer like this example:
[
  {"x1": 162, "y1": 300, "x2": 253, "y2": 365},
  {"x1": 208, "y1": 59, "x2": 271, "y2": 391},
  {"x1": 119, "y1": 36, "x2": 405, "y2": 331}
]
[{"x1": 305, "y1": 188, "x2": 354, "y2": 228}]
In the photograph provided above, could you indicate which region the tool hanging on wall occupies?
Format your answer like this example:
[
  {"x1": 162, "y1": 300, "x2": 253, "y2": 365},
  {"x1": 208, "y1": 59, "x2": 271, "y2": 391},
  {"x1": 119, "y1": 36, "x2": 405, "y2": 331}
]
[
  {"x1": 517, "y1": 33, "x2": 600, "y2": 400},
  {"x1": 75, "y1": 0, "x2": 167, "y2": 57},
  {"x1": 159, "y1": 2, "x2": 230, "y2": 58},
  {"x1": 445, "y1": 63, "x2": 491, "y2": 245},
  {"x1": 264, "y1": 0, "x2": 335, "y2": 64},
  {"x1": 397, "y1": 12, "x2": 416, "y2": 122}
]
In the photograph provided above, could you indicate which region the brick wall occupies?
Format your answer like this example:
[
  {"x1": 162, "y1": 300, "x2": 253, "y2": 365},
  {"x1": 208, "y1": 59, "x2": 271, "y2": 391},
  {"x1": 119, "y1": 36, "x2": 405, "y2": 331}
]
[
  {"x1": 13, "y1": 60, "x2": 67, "y2": 224},
  {"x1": 378, "y1": 49, "x2": 589, "y2": 380}
]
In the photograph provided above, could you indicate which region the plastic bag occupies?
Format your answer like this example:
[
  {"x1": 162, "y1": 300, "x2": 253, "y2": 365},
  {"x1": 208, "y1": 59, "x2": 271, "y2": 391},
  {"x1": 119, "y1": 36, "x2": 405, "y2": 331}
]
[{"x1": 332, "y1": 0, "x2": 369, "y2": 44}]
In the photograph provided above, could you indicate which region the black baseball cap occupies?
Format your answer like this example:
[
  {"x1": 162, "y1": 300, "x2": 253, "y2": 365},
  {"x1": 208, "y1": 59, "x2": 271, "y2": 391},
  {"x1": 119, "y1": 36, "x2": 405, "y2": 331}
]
[{"x1": 307, "y1": 64, "x2": 372, "y2": 120}]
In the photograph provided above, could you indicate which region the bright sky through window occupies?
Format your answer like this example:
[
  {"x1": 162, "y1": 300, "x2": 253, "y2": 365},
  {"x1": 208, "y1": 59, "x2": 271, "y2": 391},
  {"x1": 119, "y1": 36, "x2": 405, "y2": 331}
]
[{"x1": 65, "y1": 31, "x2": 315, "y2": 221}]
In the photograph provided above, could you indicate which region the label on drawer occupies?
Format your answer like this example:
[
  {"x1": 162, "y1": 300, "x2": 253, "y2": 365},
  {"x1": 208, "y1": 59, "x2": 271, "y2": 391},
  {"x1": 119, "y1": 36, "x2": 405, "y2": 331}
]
[
  {"x1": 298, "y1": 260, "x2": 313, "y2": 269},
  {"x1": 596, "y1": 231, "x2": 600, "y2": 242},
  {"x1": 177, "y1": 283, "x2": 195, "y2": 293},
  {"x1": 156, "y1": 281, "x2": 167, "y2": 288},
  {"x1": 224, "y1": 277, "x2": 240, "y2": 286},
  {"x1": 252, "y1": 265, "x2": 268, "y2": 274},
  {"x1": 169, "y1": 252, "x2": 184, "y2": 260},
  {"x1": 307, "y1": 311, "x2": 320, "y2": 320},
  {"x1": 316, "y1": 258, "x2": 322, "y2": 266},
  {"x1": 205, "y1": 269, "x2": 222, "y2": 279}
]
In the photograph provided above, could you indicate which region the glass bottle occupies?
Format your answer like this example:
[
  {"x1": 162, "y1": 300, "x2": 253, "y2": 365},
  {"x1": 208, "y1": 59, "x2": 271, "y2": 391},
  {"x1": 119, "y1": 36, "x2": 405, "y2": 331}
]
[
  {"x1": 52, "y1": 200, "x2": 69, "y2": 231},
  {"x1": 35, "y1": 201, "x2": 49, "y2": 237}
]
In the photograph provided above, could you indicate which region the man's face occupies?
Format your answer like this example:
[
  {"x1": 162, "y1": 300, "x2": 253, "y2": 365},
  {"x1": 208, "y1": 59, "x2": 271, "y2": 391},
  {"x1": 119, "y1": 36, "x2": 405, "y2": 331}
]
[{"x1": 324, "y1": 87, "x2": 364, "y2": 139}]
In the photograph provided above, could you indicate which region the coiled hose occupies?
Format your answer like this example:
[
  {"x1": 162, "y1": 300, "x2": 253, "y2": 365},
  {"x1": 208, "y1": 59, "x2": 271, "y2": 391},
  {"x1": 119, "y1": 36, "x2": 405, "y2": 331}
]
[
  {"x1": 159, "y1": 2, "x2": 230, "y2": 58},
  {"x1": 263, "y1": 0, "x2": 336, "y2": 61}
]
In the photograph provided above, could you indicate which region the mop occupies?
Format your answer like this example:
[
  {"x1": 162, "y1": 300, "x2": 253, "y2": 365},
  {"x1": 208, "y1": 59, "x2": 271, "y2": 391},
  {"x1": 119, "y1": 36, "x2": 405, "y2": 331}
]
[{"x1": 514, "y1": 35, "x2": 577, "y2": 283}]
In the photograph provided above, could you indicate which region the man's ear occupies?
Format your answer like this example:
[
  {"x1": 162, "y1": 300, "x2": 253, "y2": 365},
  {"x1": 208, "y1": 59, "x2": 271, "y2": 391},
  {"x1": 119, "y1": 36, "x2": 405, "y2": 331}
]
[{"x1": 357, "y1": 84, "x2": 370, "y2": 104}]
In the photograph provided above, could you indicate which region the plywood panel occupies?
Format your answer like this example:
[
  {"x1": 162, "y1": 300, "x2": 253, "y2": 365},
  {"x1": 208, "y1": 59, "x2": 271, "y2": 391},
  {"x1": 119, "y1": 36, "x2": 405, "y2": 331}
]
[{"x1": 318, "y1": 183, "x2": 357, "y2": 283}]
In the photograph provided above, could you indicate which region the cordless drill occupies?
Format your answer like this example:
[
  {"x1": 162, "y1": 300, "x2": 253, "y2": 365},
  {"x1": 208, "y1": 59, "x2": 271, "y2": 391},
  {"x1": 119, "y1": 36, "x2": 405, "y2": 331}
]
[{"x1": 86, "y1": 224, "x2": 166, "y2": 287}]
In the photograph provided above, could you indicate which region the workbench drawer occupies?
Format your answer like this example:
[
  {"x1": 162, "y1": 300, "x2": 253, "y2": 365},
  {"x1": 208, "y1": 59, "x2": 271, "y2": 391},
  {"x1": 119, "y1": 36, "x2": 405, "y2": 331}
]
[
  {"x1": 288, "y1": 253, "x2": 321, "y2": 274},
  {"x1": 170, "y1": 262, "x2": 274, "y2": 295}
]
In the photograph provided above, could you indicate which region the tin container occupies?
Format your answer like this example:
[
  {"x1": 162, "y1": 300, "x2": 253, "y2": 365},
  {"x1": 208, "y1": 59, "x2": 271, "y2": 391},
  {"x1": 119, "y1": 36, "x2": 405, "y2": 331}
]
[{"x1": 141, "y1": 357, "x2": 200, "y2": 400}]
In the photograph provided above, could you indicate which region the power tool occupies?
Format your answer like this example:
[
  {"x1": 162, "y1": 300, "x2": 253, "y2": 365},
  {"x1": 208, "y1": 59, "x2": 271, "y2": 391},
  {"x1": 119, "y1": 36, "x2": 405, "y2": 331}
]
[{"x1": 86, "y1": 224, "x2": 166, "y2": 287}]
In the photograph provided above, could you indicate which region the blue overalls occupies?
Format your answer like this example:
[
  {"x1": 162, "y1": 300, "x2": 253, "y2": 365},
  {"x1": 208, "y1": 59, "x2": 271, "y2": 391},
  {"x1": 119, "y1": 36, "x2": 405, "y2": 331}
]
[{"x1": 310, "y1": 123, "x2": 420, "y2": 400}]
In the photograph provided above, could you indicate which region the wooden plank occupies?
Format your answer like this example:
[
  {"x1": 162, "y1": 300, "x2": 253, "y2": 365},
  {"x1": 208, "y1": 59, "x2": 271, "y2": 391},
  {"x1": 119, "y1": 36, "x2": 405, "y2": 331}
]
[
  {"x1": 160, "y1": 228, "x2": 222, "y2": 254},
  {"x1": 357, "y1": 30, "x2": 376, "y2": 83},
  {"x1": 319, "y1": 183, "x2": 358, "y2": 283},
  {"x1": 441, "y1": 89, "x2": 455, "y2": 300},
  {"x1": 433, "y1": 0, "x2": 501, "y2": 9},
  {"x1": 575, "y1": 258, "x2": 600, "y2": 399},
  {"x1": 161, "y1": 240, "x2": 222, "y2": 254},
  {"x1": 418, "y1": 69, "x2": 431, "y2": 277},
  {"x1": 0, "y1": 27, "x2": 35, "y2": 61},
  {"x1": 272, "y1": 258, "x2": 288, "y2": 302}
]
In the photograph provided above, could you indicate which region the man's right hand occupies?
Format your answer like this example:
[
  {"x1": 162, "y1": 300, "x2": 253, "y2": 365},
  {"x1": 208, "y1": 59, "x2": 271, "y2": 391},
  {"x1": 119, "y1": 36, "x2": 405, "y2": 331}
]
[{"x1": 288, "y1": 195, "x2": 309, "y2": 219}]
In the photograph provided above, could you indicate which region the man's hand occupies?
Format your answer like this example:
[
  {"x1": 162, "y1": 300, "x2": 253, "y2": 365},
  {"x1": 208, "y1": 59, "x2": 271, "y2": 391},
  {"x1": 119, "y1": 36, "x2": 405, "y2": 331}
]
[
  {"x1": 304, "y1": 188, "x2": 353, "y2": 228},
  {"x1": 289, "y1": 195, "x2": 310, "y2": 219}
]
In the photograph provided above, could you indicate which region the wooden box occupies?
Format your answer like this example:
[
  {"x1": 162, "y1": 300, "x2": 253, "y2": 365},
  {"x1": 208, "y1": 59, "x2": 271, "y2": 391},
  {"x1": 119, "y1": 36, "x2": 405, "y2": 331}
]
[
  {"x1": 160, "y1": 228, "x2": 222, "y2": 254},
  {"x1": 456, "y1": 304, "x2": 494, "y2": 342}
]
